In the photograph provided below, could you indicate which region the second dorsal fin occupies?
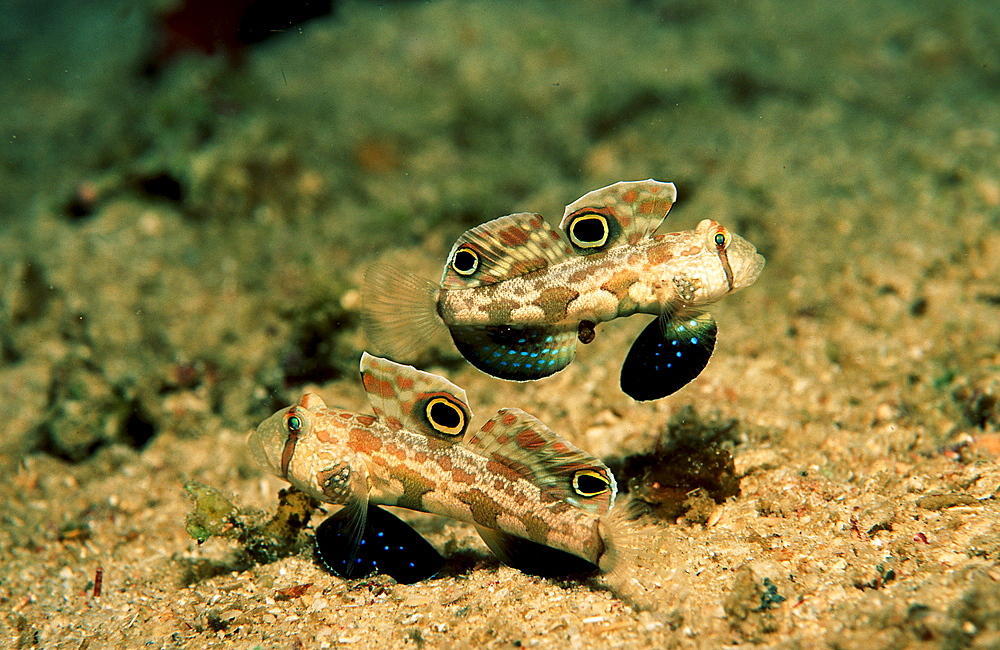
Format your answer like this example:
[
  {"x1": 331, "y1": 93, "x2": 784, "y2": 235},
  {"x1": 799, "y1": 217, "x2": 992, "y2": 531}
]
[
  {"x1": 359, "y1": 353, "x2": 472, "y2": 443},
  {"x1": 441, "y1": 213, "x2": 573, "y2": 290},
  {"x1": 464, "y1": 408, "x2": 617, "y2": 515}
]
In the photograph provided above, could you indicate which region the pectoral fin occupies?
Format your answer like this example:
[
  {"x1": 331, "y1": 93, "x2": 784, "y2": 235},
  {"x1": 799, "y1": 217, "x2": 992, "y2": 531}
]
[
  {"x1": 620, "y1": 313, "x2": 717, "y2": 401},
  {"x1": 315, "y1": 504, "x2": 443, "y2": 584}
]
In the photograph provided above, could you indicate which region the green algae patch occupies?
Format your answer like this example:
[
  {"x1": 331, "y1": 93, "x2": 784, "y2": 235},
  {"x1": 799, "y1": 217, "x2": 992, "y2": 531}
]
[{"x1": 183, "y1": 482, "x2": 320, "y2": 576}]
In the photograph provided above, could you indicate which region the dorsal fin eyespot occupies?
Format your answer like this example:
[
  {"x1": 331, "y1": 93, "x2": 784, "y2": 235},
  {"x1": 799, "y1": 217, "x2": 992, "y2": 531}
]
[
  {"x1": 359, "y1": 352, "x2": 472, "y2": 444},
  {"x1": 450, "y1": 246, "x2": 480, "y2": 276},
  {"x1": 560, "y1": 180, "x2": 677, "y2": 255},
  {"x1": 572, "y1": 469, "x2": 613, "y2": 497},
  {"x1": 421, "y1": 393, "x2": 469, "y2": 437},
  {"x1": 441, "y1": 213, "x2": 573, "y2": 290}
]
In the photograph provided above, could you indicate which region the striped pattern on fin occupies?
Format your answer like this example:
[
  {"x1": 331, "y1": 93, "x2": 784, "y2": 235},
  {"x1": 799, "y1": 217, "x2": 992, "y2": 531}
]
[
  {"x1": 620, "y1": 312, "x2": 717, "y2": 401},
  {"x1": 360, "y1": 353, "x2": 472, "y2": 442},
  {"x1": 559, "y1": 180, "x2": 677, "y2": 255},
  {"x1": 361, "y1": 263, "x2": 447, "y2": 362},
  {"x1": 448, "y1": 323, "x2": 577, "y2": 381},
  {"x1": 441, "y1": 213, "x2": 573, "y2": 290},
  {"x1": 465, "y1": 408, "x2": 617, "y2": 515},
  {"x1": 475, "y1": 525, "x2": 599, "y2": 577},
  {"x1": 316, "y1": 504, "x2": 443, "y2": 584}
]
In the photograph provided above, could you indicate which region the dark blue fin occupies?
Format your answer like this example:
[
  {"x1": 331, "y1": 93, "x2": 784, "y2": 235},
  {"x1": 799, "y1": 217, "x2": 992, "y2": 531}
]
[
  {"x1": 620, "y1": 313, "x2": 717, "y2": 401},
  {"x1": 476, "y1": 525, "x2": 599, "y2": 577},
  {"x1": 315, "y1": 505, "x2": 443, "y2": 584},
  {"x1": 448, "y1": 324, "x2": 577, "y2": 380}
]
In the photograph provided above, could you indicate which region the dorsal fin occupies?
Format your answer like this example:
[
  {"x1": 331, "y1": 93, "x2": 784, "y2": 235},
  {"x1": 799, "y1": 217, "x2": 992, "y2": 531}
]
[
  {"x1": 559, "y1": 180, "x2": 677, "y2": 255},
  {"x1": 440, "y1": 213, "x2": 573, "y2": 290},
  {"x1": 359, "y1": 353, "x2": 472, "y2": 443},
  {"x1": 464, "y1": 408, "x2": 616, "y2": 515}
]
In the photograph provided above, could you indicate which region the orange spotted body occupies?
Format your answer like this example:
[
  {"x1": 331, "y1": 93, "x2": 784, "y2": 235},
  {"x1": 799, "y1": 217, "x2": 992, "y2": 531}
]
[{"x1": 250, "y1": 354, "x2": 619, "y2": 568}]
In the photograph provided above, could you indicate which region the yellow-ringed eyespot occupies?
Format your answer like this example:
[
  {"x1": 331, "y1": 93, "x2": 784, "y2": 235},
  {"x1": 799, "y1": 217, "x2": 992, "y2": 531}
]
[
  {"x1": 572, "y1": 468, "x2": 611, "y2": 497},
  {"x1": 451, "y1": 246, "x2": 480, "y2": 276},
  {"x1": 425, "y1": 396, "x2": 466, "y2": 436},
  {"x1": 568, "y1": 213, "x2": 610, "y2": 249}
]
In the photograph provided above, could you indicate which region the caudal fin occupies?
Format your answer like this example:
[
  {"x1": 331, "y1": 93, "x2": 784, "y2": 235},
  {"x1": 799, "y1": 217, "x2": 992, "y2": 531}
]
[
  {"x1": 361, "y1": 263, "x2": 446, "y2": 362},
  {"x1": 596, "y1": 508, "x2": 666, "y2": 610}
]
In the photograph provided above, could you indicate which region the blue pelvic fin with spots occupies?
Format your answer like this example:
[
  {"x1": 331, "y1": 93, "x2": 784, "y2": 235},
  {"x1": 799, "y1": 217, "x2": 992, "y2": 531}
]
[
  {"x1": 447, "y1": 323, "x2": 577, "y2": 380},
  {"x1": 620, "y1": 313, "x2": 717, "y2": 401},
  {"x1": 315, "y1": 504, "x2": 443, "y2": 584}
]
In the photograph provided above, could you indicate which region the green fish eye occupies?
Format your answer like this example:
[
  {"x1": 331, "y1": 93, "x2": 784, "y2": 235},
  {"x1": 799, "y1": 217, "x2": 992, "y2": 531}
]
[
  {"x1": 286, "y1": 414, "x2": 302, "y2": 433},
  {"x1": 714, "y1": 232, "x2": 727, "y2": 248}
]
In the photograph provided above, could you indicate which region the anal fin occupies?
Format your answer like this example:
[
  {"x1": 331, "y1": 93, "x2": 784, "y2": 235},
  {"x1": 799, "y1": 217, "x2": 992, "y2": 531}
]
[
  {"x1": 449, "y1": 323, "x2": 577, "y2": 381},
  {"x1": 620, "y1": 313, "x2": 717, "y2": 401},
  {"x1": 315, "y1": 505, "x2": 443, "y2": 584},
  {"x1": 475, "y1": 525, "x2": 598, "y2": 577}
]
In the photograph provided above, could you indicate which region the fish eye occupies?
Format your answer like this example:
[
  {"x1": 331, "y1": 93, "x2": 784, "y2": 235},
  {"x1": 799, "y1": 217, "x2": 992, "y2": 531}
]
[
  {"x1": 713, "y1": 229, "x2": 730, "y2": 250},
  {"x1": 451, "y1": 247, "x2": 479, "y2": 276},
  {"x1": 425, "y1": 397, "x2": 466, "y2": 436},
  {"x1": 285, "y1": 413, "x2": 302, "y2": 434},
  {"x1": 568, "y1": 213, "x2": 610, "y2": 248},
  {"x1": 572, "y1": 469, "x2": 611, "y2": 497}
]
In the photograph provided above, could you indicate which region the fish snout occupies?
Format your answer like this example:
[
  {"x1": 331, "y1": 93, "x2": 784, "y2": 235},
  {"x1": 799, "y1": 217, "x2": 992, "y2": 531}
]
[{"x1": 726, "y1": 233, "x2": 765, "y2": 291}]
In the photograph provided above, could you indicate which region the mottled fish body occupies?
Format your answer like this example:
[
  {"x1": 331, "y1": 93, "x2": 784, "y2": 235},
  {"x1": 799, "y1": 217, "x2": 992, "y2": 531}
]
[
  {"x1": 249, "y1": 353, "x2": 620, "y2": 582},
  {"x1": 363, "y1": 180, "x2": 765, "y2": 401}
]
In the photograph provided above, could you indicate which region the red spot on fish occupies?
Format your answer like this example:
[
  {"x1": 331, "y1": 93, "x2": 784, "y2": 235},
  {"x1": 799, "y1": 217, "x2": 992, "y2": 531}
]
[
  {"x1": 364, "y1": 375, "x2": 396, "y2": 399},
  {"x1": 385, "y1": 416, "x2": 402, "y2": 430},
  {"x1": 622, "y1": 190, "x2": 637, "y2": 203},
  {"x1": 452, "y1": 467, "x2": 477, "y2": 484},
  {"x1": 501, "y1": 412, "x2": 518, "y2": 426},
  {"x1": 356, "y1": 414, "x2": 376, "y2": 426},
  {"x1": 480, "y1": 420, "x2": 495, "y2": 433},
  {"x1": 639, "y1": 198, "x2": 672, "y2": 215},
  {"x1": 435, "y1": 455, "x2": 453, "y2": 471},
  {"x1": 516, "y1": 428, "x2": 546, "y2": 450},
  {"x1": 396, "y1": 375, "x2": 414, "y2": 390},
  {"x1": 349, "y1": 428, "x2": 382, "y2": 453},
  {"x1": 498, "y1": 225, "x2": 529, "y2": 247},
  {"x1": 383, "y1": 443, "x2": 406, "y2": 460}
]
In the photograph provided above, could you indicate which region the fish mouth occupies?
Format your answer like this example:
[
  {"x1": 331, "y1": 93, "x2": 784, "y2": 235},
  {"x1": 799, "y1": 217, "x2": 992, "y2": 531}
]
[{"x1": 727, "y1": 235, "x2": 766, "y2": 291}]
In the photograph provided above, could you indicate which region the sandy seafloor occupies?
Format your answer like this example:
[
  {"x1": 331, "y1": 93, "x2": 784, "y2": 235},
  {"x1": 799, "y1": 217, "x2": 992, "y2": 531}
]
[{"x1": 1, "y1": 0, "x2": 999, "y2": 647}]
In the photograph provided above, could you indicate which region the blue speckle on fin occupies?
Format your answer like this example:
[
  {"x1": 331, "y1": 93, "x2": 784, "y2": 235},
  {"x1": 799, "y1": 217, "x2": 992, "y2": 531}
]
[
  {"x1": 449, "y1": 324, "x2": 577, "y2": 380},
  {"x1": 620, "y1": 313, "x2": 718, "y2": 401},
  {"x1": 315, "y1": 505, "x2": 443, "y2": 584}
]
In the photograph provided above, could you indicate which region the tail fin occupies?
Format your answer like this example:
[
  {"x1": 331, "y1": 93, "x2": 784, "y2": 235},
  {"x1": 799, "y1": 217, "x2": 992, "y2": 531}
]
[
  {"x1": 361, "y1": 263, "x2": 447, "y2": 361},
  {"x1": 596, "y1": 508, "x2": 665, "y2": 611}
]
